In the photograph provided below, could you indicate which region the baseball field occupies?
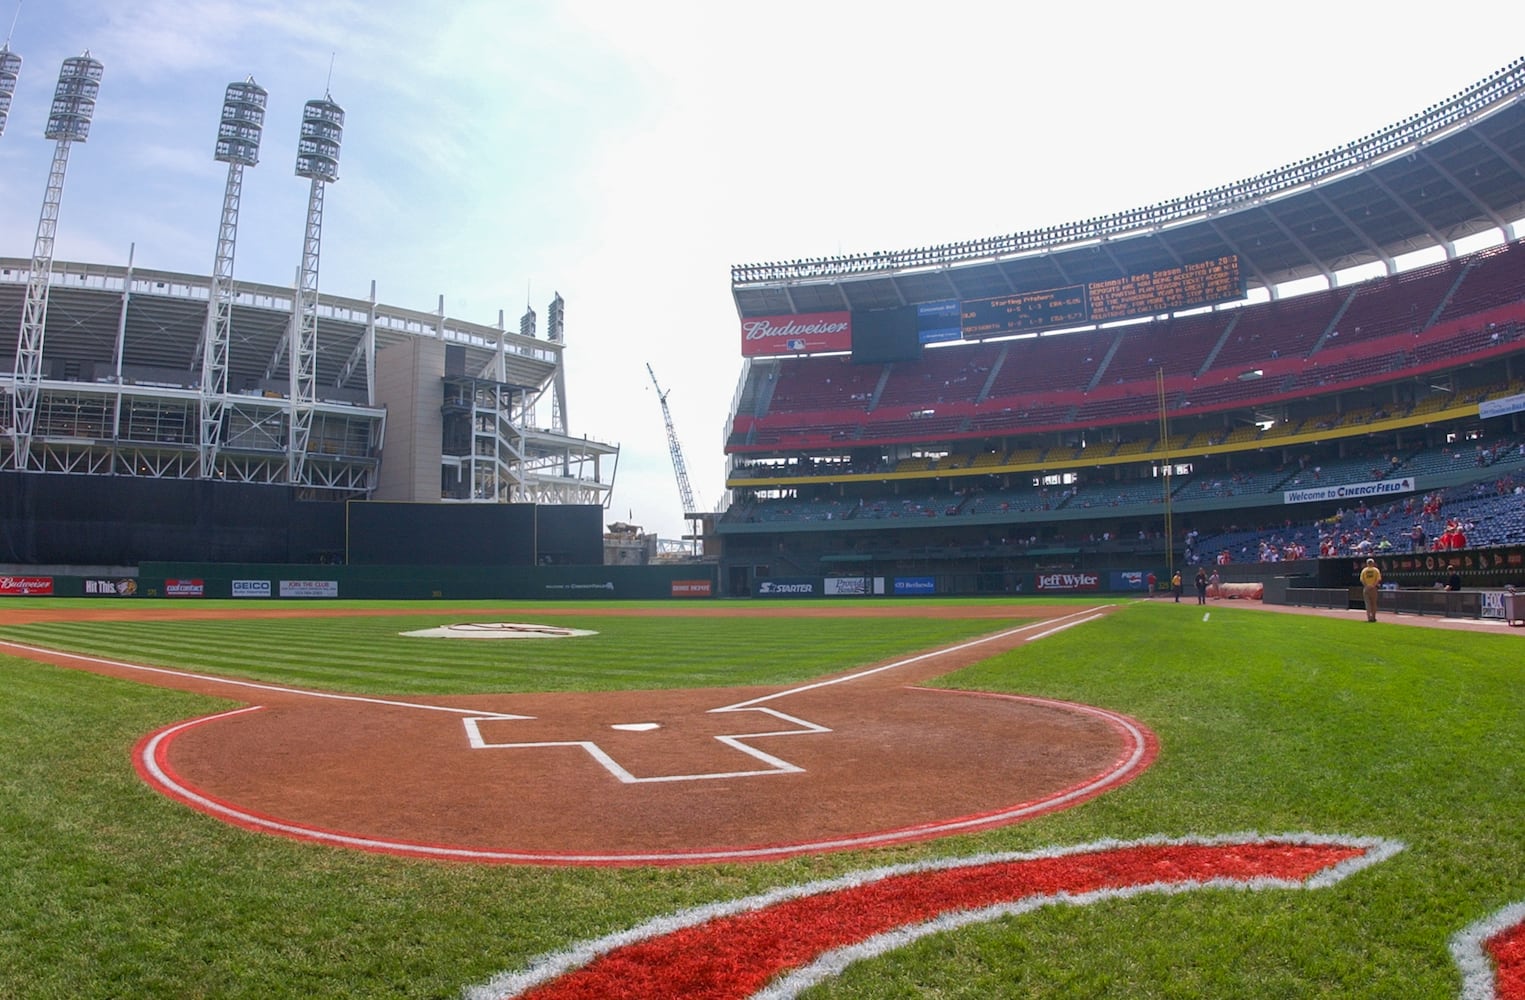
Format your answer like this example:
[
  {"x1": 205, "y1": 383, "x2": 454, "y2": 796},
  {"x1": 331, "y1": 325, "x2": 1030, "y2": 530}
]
[{"x1": 0, "y1": 596, "x2": 1521, "y2": 998}]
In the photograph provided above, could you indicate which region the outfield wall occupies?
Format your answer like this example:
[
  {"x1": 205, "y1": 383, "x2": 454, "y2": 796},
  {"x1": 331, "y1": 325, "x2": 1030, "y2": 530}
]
[{"x1": 2, "y1": 563, "x2": 718, "y2": 601}]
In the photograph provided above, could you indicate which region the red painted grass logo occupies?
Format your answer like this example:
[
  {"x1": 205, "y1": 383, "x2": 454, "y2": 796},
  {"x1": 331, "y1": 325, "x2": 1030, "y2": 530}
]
[
  {"x1": 464, "y1": 834, "x2": 1405, "y2": 1000},
  {"x1": 1454, "y1": 901, "x2": 1525, "y2": 1000}
]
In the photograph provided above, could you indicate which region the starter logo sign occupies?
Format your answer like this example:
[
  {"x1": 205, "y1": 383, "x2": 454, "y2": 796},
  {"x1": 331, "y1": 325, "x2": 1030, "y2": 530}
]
[{"x1": 756, "y1": 579, "x2": 816, "y2": 597}]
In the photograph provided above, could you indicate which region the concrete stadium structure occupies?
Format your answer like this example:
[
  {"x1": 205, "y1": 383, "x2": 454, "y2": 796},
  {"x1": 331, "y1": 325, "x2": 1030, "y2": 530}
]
[
  {"x1": 0, "y1": 60, "x2": 615, "y2": 571},
  {"x1": 0, "y1": 261, "x2": 615, "y2": 506}
]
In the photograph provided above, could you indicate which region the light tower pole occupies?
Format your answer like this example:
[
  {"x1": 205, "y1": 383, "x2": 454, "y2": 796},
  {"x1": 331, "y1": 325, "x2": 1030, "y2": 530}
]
[
  {"x1": 8, "y1": 51, "x2": 102, "y2": 472},
  {"x1": 0, "y1": 42, "x2": 20, "y2": 137},
  {"x1": 547, "y1": 293, "x2": 567, "y2": 434},
  {"x1": 287, "y1": 93, "x2": 343, "y2": 487},
  {"x1": 199, "y1": 77, "x2": 267, "y2": 479}
]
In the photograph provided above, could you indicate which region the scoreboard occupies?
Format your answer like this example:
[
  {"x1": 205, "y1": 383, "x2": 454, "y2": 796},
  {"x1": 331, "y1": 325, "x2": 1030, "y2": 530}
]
[
  {"x1": 955, "y1": 255, "x2": 1242, "y2": 340},
  {"x1": 1088, "y1": 255, "x2": 1242, "y2": 322},
  {"x1": 960, "y1": 286, "x2": 1088, "y2": 337}
]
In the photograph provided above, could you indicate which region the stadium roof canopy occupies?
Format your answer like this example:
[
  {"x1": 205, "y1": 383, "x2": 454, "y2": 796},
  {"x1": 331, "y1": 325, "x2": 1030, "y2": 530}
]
[
  {"x1": 0, "y1": 260, "x2": 560, "y2": 396},
  {"x1": 731, "y1": 58, "x2": 1525, "y2": 318}
]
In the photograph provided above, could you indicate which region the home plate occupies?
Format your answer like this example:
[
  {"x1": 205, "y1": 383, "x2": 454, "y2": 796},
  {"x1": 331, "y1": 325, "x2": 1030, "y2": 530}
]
[{"x1": 399, "y1": 622, "x2": 598, "y2": 639}]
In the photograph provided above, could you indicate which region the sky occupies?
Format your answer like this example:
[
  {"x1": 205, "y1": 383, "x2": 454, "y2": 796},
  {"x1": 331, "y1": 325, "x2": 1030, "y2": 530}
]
[{"x1": 0, "y1": 1, "x2": 1520, "y2": 540}]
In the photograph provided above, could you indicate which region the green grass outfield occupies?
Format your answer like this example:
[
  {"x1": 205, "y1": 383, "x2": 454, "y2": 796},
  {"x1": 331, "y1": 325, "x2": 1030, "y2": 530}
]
[{"x1": 1, "y1": 597, "x2": 1521, "y2": 998}]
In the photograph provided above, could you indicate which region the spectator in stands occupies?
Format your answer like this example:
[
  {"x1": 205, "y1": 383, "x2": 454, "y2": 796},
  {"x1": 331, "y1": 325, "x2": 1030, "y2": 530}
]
[{"x1": 1410, "y1": 523, "x2": 1426, "y2": 552}]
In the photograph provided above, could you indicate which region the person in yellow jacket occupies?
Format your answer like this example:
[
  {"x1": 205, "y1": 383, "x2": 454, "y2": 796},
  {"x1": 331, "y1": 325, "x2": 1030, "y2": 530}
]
[{"x1": 1359, "y1": 557, "x2": 1383, "y2": 622}]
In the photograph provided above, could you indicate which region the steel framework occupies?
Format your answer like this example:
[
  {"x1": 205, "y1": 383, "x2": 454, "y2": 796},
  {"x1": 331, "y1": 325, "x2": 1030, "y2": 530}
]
[
  {"x1": 200, "y1": 77, "x2": 267, "y2": 478},
  {"x1": 8, "y1": 52, "x2": 102, "y2": 471},
  {"x1": 288, "y1": 95, "x2": 344, "y2": 488}
]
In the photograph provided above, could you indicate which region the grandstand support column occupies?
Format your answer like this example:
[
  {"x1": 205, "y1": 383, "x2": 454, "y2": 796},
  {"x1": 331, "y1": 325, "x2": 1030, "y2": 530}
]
[
  {"x1": 494, "y1": 311, "x2": 507, "y2": 384},
  {"x1": 200, "y1": 77, "x2": 267, "y2": 479},
  {"x1": 1157, "y1": 368, "x2": 1174, "y2": 577},
  {"x1": 287, "y1": 93, "x2": 344, "y2": 487},
  {"x1": 109, "y1": 244, "x2": 134, "y2": 443},
  {"x1": 8, "y1": 52, "x2": 102, "y2": 472}
]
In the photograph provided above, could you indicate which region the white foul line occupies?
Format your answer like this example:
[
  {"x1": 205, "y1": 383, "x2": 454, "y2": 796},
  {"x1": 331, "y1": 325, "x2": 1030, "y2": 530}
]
[{"x1": 0, "y1": 638, "x2": 529, "y2": 720}]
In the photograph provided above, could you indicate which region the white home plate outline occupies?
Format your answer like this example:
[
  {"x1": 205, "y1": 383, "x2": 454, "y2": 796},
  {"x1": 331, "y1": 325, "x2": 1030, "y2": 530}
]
[
  {"x1": 399, "y1": 622, "x2": 598, "y2": 639},
  {"x1": 459, "y1": 607, "x2": 1114, "y2": 784}
]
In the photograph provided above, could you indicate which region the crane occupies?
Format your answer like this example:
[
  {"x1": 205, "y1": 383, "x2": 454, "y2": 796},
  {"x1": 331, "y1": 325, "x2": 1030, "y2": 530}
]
[{"x1": 646, "y1": 363, "x2": 698, "y2": 516}]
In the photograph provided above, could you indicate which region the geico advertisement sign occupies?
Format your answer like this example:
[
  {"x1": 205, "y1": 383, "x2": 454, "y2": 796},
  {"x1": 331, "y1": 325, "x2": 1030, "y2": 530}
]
[{"x1": 1036, "y1": 572, "x2": 1100, "y2": 592}]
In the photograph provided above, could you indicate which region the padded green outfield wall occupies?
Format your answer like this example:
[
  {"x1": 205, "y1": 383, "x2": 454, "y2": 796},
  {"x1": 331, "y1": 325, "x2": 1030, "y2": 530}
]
[{"x1": 121, "y1": 562, "x2": 719, "y2": 601}]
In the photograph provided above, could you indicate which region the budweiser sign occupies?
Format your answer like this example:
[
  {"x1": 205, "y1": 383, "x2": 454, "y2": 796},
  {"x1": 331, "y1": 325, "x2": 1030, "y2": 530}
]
[
  {"x1": 0, "y1": 576, "x2": 54, "y2": 596},
  {"x1": 740, "y1": 311, "x2": 852, "y2": 357}
]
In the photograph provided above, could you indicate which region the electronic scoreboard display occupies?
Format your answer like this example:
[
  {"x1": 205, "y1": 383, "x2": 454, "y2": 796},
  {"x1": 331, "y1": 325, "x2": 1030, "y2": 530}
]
[
  {"x1": 959, "y1": 255, "x2": 1243, "y2": 339},
  {"x1": 960, "y1": 286, "x2": 1089, "y2": 337},
  {"x1": 1088, "y1": 255, "x2": 1242, "y2": 322}
]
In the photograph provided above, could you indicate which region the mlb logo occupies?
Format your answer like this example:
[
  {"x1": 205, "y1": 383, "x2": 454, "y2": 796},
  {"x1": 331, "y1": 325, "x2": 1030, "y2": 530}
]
[{"x1": 787, "y1": 338, "x2": 806, "y2": 351}]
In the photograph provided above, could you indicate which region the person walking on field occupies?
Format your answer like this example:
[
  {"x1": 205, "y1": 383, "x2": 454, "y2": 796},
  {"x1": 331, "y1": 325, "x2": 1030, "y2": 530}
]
[
  {"x1": 1171, "y1": 570, "x2": 1183, "y2": 603},
  {"x1": 1360, "y1": 557, "x2": 1383, "y2": 622},
  {"x1": 1195, "y1": 568, "x2": 1208, "y2": 605}
]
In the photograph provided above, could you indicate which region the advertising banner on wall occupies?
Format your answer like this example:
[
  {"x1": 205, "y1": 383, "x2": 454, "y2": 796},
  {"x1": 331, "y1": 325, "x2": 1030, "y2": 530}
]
[
  {"x1": 1035, "y1": 571, "x2": 1102, "y2": 593},
  {"x1": 0, "y1": 576, "x2": 54, "y2": 596},
  {"x1": 1284, "y1": 477, "x2": 1416, "y2": 505},
  {"x1": 893, "y1": 576, "x2": 937, "y2": 595},
  {"x1": 1479, "y1": 391, "x2": 1525, "y2": 420},
  {"x1": 232, "y1": 580, "x2": 272, "y2": 598},
  {"x1": 824, "y1": 576, "x2": 885, "y2": 596},
  {"x1": 280, "y1": 579, "x2": 339, "y2": 598},
  {"x1": 754, "y1": 578, "x2": 818, "y2": 597},
  {"x1": 670, "y1": 579, "x2": 713, "y2": 597},
  {"x1": 164, "y1": 579, "x2": 205, "y2": 598},
  {"x1": 84, "y1": 578, "x2": 137, "y2": 596},
  {"x1": 740, "y1": 311, "x2": 851, "y2": 357}
]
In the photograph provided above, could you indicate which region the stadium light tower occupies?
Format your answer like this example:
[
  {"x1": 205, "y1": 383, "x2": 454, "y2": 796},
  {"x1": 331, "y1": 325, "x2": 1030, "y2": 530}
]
[
  {"x1": 8, "y1": 51, "x2": 102, "y2": 472},
  {"x1": 287, "y1": 92, "x2": 343, "y2": 487},
  {"x1": 199, "y1": 77, "x2": 267, "y2": 479},
  {"x1": 0, "y1": 42, "x2": 20, "y2": 137},
  {"x1": 547, "y1": 293, "x2": 567, "y2": 434}
]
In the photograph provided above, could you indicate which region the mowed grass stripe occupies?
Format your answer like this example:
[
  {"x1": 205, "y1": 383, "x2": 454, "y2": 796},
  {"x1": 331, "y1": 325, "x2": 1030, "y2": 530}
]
[{"x1": 0, "y1": 609, "x2": 1019, "y2": 694}]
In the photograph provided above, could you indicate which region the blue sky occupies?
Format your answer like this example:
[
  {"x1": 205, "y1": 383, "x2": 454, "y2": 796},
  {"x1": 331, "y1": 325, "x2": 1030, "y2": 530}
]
[{"x1": 0, "y1": 1, "x2": 1519, "y2": 539}]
